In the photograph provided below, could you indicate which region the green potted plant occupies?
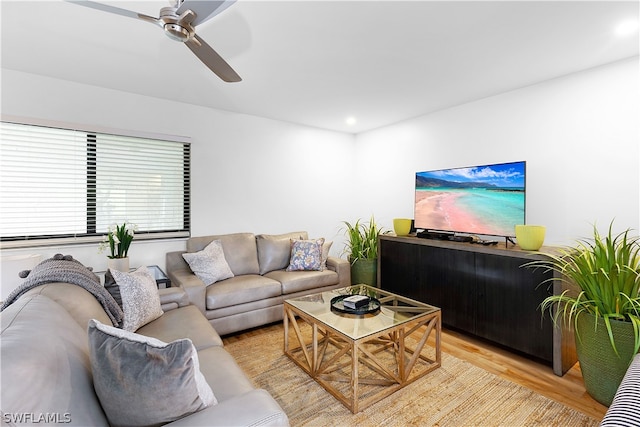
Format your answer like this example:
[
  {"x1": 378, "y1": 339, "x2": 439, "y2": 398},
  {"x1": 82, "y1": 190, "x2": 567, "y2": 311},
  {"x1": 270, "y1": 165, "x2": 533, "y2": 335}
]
[
  {"x1": 99, "y1": 221, "x2": 138, "y2": 272},
  {"x1": 526, "y1": 222, "x2": 640, "y2": 406},
  {"x1": 342, "y1": 216, "x2": 386, "y2": 286}
]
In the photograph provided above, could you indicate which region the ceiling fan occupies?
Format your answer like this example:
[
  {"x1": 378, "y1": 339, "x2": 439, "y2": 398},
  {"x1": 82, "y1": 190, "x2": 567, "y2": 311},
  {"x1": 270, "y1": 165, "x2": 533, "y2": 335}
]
[{"x1": 67, "y1": 0, "x2": 242, "y2": 82}]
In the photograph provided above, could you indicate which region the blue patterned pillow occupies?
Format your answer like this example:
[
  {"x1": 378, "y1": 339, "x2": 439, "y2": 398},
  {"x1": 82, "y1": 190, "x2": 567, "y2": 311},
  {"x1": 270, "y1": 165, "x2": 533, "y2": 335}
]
[{"x1": 286, "y1": 238, "x2": 325, "y2": 271}]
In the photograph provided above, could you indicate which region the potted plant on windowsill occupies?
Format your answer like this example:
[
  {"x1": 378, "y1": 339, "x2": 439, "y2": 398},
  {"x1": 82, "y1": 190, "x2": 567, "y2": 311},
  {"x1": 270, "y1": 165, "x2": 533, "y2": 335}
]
[
  {"x1": 342, "y1": 216, "x2": 387, "y2": 287},
  {"x1": 99, "y1": 221, "x2": 138, "y2": 272},
  {"x1": 526, "y1": 222, "x2": 640, "y2": 406}
]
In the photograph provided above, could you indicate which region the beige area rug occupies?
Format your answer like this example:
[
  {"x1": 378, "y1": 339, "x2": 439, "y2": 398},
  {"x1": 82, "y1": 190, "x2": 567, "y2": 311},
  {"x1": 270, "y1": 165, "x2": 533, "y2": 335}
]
[{"x1": 224, "y1": 324, "x2": 598, "y2": 427}]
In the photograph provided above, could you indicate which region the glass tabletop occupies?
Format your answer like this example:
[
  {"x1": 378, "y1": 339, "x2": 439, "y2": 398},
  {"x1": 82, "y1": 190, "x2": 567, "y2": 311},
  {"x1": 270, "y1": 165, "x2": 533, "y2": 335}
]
[
  {"x1": 285, "y1": 285, "x2": 440, "y2": 340},
  {"x1": 146, "y1": 265, "x2": 168, "y2": 281}
]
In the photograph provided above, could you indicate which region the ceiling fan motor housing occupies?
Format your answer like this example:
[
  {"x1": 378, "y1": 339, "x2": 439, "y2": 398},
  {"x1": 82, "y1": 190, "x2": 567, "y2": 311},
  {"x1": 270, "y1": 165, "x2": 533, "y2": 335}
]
[{"x1": 160, "y1": 6, "x2": 195, "y2": 42}]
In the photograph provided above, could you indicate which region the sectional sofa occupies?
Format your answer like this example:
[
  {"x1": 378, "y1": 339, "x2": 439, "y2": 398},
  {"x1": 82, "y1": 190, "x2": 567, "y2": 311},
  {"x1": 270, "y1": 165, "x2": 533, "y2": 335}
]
[
  {"x1": 166, "y1": 231, "x2": 351, "y2": 335},
  {"x1": 0, "y1": 265, "x2": 289, "y2": 426}
]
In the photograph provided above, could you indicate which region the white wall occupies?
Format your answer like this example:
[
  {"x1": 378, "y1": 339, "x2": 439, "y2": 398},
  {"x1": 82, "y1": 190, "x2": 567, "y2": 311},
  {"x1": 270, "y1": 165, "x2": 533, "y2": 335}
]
[
  {"x1": 1, "y1": 56, "x2": 638, "y2": 294},
  {"x1": 353, "y1": 57, "x2": 640, "y2": 246},
  {"x1": 0, "y1": 70, "x2": 355, "y2": 286}
]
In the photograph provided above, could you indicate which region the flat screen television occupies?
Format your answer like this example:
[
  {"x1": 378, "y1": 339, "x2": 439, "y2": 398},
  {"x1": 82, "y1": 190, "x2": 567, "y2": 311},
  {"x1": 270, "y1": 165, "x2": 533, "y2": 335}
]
[{"x1": 414, "y1": 161, "x2": 526, "y2": 238}]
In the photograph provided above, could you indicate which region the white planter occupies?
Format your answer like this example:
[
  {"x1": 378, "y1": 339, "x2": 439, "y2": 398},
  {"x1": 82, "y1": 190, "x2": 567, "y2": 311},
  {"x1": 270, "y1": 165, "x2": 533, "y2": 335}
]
[{"x1": 107, "y1": 257, "x2": 130, "y2": 272}]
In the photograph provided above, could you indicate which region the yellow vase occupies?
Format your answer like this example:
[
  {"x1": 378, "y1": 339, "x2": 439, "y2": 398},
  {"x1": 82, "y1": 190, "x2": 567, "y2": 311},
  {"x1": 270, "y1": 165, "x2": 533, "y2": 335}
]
[
  {"x1": 515, "y1": 225, "x2": 546, "y2": 250},
  {"x1": 393, "y1": 218, "x2": 412, "y2": 236}
]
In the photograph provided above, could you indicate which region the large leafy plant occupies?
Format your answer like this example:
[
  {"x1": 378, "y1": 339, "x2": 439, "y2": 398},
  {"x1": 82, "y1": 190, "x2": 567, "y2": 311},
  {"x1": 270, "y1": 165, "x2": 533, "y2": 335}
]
[
  {"x1": 527, "y1": 222, "x2": 640, "y2": 355},
  {"x1": 342, "y1": 216, "x2": 386, "y2": 264}
]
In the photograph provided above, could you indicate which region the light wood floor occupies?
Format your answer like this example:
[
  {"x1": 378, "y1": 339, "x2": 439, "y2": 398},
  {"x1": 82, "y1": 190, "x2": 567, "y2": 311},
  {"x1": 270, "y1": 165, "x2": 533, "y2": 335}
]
[
  {"x1": 438, "y1": 327, "x2": 607, "y2": 421},
  {"x1": 224, "y1": 322, "x2": 608, "y2": 421}
]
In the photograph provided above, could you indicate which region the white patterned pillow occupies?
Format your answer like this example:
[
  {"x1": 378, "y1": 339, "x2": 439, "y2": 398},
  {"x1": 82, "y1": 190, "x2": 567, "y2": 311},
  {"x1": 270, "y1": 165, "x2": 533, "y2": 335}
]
[
  {"x1": 182, "y1": 240, "x2": 234, "y2": 285},
  {"x1": 110, "y1": 266, "x2": 164, "y2": 332},
  {"x1": 88, "y1": 319, "x2": 216, "y2": 427}
]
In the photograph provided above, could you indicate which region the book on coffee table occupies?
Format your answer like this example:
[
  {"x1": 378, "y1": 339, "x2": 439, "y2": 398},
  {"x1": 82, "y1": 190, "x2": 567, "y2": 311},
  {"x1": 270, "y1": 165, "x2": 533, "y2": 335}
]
[{"x1": 343, "y1": 295, "x2": 370, "y2": 309}]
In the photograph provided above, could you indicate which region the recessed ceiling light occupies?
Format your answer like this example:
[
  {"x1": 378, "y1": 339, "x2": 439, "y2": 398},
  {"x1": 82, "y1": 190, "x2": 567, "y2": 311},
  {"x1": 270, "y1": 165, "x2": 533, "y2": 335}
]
[
  {"x1": 615, "y1": 19, "x2": 639, "y2": 37},
  {"x1": 345, "y1": 117, "x2": 357, "y2": 126}
]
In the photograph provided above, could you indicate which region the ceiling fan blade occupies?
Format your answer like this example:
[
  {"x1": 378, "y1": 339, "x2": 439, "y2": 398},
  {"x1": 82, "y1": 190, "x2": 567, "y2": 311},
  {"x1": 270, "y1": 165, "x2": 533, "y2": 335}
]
[
  {"x1": 66, "y1": 1, "x2": 158, "y2": 24},
  {"x1": 185, "y1": 34, "x2": 241, "y2": 82},
  {"x1": 176, "y1": 0, "x2": 236, "y2": 27}
]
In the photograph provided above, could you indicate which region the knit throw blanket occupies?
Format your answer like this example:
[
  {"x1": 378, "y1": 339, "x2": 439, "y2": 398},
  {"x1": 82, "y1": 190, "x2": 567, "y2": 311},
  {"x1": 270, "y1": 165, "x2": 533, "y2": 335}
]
[{"x1": 0, "y1": 254, "x2": 124, "y2": 327}]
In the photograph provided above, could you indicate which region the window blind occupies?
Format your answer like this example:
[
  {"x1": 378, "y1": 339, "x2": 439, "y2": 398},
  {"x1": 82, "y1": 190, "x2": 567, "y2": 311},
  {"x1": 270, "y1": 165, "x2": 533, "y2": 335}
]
[{"x1": 0, "y1": 121, "x2": 190, "y2": 247}]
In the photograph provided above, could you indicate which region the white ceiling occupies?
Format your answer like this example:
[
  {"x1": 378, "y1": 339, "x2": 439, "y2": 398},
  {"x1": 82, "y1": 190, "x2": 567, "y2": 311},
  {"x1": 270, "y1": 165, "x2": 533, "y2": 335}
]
[{"x1": 1, "y1": 1, "x2": 639, "y2": 133}]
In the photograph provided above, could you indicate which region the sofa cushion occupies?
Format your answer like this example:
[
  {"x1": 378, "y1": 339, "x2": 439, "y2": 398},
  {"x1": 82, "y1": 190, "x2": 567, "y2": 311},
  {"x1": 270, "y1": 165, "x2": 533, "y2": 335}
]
[
  {"x1": 137, "y1": 304, "x2": 224, "y2": 350},
  {"x1": 204, "y1": 296, "x2": 284, "y2": 320},
  {"x1": 1, "y1": 294, "x2": 110, "y2": 426},
  {"x1": 321, "y1": 240, "x2": 333, "y2": 270},
  {"x1": 196, "y1": 346, "x2": 256, "y2": 402},
  {"x1": 257, "y1": 236, "x2": 292, "y2": 275},
  {"x1": 206, "y1": 275, "x2": 282, "y2": 310},
  {"x1": 88, "y1": 319, "x2": 216, "y2": 427},
  {"x1": 286, "y1": 238, "x2": 325, "y2": 271},
  {"x1": 23, "y1": 282, "x2": 114, "y2": 329},
  {"x1": 188, "y1": 233, "x2": 260, "y2": 276},
  {"x1": 266, "y1": 269, "x2": 340, "y2": 295},
  {"x1": 111, "y1": 266, "x2": 164, "y2": 331},
  {"x1": 165, "y1": 389, "x2": 290, "y2": 427},
  {"x1": 182, "y1": 240, "x2": 234, "y2": 285},
  {"x1": 256, "y1": 232, "x2": 308, "y2": 275}
]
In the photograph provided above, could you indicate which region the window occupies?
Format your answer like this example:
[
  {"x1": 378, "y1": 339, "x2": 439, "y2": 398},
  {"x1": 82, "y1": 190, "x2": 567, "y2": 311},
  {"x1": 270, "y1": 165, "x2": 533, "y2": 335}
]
[{"x1": 0, "y1": 121, "x2": 190, "y2": 247}]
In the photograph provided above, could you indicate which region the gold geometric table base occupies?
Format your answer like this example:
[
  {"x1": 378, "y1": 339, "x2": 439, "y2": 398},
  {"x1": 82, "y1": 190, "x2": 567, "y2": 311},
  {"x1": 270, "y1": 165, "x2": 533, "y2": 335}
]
[{"x1": 284, "y1": 303, "x2": 441, "y2": 413}]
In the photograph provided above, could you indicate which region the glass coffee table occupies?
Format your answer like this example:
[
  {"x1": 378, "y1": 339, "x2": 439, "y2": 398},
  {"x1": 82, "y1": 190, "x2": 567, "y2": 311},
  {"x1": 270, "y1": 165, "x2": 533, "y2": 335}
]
[{"x1": 284, "y1": 285, "x2": 441, "y2": 413}]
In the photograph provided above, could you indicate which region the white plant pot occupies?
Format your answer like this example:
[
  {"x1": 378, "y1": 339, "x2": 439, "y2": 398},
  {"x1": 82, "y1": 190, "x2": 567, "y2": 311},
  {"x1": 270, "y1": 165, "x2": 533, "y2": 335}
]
[{"x1": 107, "y1": 257, "x2": 130, "y2": 272}]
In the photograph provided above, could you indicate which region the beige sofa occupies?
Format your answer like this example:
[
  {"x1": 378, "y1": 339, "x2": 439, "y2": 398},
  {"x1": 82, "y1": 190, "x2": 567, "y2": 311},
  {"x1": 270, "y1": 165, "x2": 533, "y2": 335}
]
[
  {"x1": 0, "y1": 282, "x2": 289, "y2": 426},
  {"x1": 166, "y1": 231, "x2": 350, "y2": 335}
]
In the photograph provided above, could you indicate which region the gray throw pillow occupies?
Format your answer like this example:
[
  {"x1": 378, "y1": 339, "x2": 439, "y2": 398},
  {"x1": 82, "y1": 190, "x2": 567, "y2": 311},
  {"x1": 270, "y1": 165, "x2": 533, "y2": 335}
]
[
  {"x1": 182, "y1": 240, "x2": 234, "y2": 285},
  {"x1": 88, "y1": 319, "x2": 216, "y2": 427},
  {"x1": 111, "y1": 266, "x2": 164, "y2": 332},
  {"x1": 103, "y1": 269, "x2": 123, "y2": 309}
]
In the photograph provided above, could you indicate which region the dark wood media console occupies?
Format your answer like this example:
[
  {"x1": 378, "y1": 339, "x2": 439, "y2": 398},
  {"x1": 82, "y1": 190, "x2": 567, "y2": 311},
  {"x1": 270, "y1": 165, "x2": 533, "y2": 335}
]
[{"x1": 378, "y1": 234, "x2": 577, "y2": 376}]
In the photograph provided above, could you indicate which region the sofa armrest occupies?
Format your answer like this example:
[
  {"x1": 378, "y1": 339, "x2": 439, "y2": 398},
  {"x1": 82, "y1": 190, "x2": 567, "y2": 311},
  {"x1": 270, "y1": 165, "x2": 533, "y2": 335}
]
[
  {"x1": 158, "y1": 287, "x2": 190, "y2": 312},
  {"x1": 166, "y1": 389, "x2": 289, "y2": 427},
  {"x1": 168, "y1": 268, "x2": 206, "y2": 314},
  {"x1": 326, "y1": 256, "x2": 351, "y2": 288},
  {"x1": 166, "y1": 250, "x2": 190, "y2": 274},
  {"x1": 166, "y1": 250, "x2": 207, "y2": 314}
]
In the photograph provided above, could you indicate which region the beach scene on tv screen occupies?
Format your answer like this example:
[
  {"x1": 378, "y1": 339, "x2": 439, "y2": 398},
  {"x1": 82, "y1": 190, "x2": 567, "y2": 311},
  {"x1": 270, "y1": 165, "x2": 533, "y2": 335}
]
[{"x1": 415, "y1": 162, "x2": 525, "y2": 237}]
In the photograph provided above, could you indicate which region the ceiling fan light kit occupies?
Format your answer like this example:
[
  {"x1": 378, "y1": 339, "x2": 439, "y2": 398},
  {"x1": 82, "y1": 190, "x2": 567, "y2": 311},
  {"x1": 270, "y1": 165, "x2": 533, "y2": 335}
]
[{"x1": 67, "y1": 0, "x2": 241, "y2": 82}]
